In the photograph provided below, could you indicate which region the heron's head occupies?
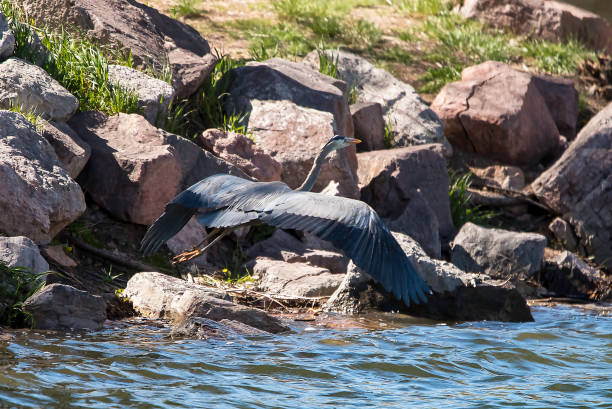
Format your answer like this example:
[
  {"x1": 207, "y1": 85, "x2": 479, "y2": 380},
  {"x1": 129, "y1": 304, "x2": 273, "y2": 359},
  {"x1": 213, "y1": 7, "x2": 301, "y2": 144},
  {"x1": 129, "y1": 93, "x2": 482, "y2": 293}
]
[{"x1": 324, "y1": 135, "x2": 360, "y2": 151}]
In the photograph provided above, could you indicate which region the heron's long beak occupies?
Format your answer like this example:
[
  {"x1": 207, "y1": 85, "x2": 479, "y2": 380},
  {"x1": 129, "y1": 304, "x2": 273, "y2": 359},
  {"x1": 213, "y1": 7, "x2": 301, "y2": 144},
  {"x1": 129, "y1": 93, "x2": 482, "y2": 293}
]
[{"x1": 346, "y1": 138, "x2": 360, "y2": 144}]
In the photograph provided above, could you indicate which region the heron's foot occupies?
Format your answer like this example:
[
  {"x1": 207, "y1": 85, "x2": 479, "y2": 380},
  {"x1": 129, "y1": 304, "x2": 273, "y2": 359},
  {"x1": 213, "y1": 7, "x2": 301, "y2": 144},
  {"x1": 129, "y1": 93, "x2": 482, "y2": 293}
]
[{"x1": 171, "y1": 248, "x2": 204, "y2": 264}]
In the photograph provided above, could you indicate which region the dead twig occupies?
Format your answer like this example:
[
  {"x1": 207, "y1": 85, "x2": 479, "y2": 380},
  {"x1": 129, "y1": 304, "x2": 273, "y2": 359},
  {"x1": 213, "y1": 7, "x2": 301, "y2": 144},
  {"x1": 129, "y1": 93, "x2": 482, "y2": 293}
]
[{"x1": 71, "y1": 238, "x2": 171, "y2": 273}]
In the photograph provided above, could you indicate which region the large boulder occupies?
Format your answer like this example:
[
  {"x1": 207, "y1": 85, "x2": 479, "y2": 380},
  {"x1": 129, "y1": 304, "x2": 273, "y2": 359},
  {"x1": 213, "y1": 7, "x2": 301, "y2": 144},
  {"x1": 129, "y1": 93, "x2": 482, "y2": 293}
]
[
  {"x1": 22, "y1": 283, "x2": 107, "y2": 330},
  {"x1": 39, "y1": 120, "x2": 91, "y2": 179},
  {"x1": 451, "y1": 222, "x2": 547, "y2": 279},
  {"x1": 532, "y1": 102, "x2": 612, "y2": 265},
  {"x1": 69, "y1": 112, "x2": 246, "y2": 225},
  {"x1": 357, "y1": 144, "x2": 454, "y2": 248},
  {"x1": 225, "y1": 58, "x2": 359, "y2": 198},
  {"x1": 431, "y1": 61, "x2": 566, "y2": 165},
  {"x1": 0, "y1": 111, "x2": 85, "y2": 244},
  {"x1": 124, "y1": 272, "x2": 288, "y2": 333},
  {"x1": 19, "y1": 0, "x2": 217, "y2": 99},
  {"x1": 325, "y1": 232, "x2": 533, "y2": 322},
  {"x1": 460, "y1": 0, "x2": 612, "y2": 54},
  {"x1": 107, "y1": 64, "x2": 175, "y2": 123},
  {"x1": 304, "y1": 50, "x2": 446, "y2": 148},
  {"x1": 0, "y1": 58, "x2": 78, "y2": 122},
  {"x1": 198, "y1": 128, "x2": 282, "y2": 182},
  {"x1": 0, "y1": 236, "x2": 49, "y2": 275},
  {"x1": 0, "y1": 12, "x2": 15, "y2": 59}
]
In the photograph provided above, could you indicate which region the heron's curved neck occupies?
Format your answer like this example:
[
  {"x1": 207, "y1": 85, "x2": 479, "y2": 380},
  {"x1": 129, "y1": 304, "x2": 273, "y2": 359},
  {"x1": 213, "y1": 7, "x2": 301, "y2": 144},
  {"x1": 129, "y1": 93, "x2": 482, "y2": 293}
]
[{"x1": 297, "y1": 144, "x2": 335, "y2": 191}]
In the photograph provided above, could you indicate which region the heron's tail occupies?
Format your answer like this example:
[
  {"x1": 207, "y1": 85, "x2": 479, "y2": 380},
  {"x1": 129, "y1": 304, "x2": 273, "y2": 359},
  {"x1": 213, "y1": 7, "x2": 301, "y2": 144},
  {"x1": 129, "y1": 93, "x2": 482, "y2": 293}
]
[{"x1": 140, "y1": 204, "x2": 195, "y2": 256}]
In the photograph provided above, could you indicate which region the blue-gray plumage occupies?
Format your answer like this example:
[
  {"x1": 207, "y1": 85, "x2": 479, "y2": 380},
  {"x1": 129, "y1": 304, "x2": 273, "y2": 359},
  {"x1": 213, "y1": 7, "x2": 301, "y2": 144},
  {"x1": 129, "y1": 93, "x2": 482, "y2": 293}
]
[{"x1": 141, "y1": 135, "x2": 430, "y2": 306}]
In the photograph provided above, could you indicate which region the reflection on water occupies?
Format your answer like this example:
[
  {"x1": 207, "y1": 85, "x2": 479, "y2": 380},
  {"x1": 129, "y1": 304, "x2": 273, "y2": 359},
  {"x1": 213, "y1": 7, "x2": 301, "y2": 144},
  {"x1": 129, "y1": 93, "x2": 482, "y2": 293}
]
[
  {"x1": 1, "y1": 306, "x2": 611, "y2": 408},
  {"x1": 563, "y1": 0, "x2": 612, "y2": 22}
]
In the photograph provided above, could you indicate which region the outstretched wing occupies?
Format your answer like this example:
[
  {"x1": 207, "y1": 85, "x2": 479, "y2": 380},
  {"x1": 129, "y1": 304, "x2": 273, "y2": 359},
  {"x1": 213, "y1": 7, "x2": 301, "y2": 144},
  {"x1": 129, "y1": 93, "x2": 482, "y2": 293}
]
[
  {"x1": 140, "y1": 174, "x2": 291, "y2": 255},
  {"x1": 260, "y1": 191, "x2": 430, "y2": 306}
]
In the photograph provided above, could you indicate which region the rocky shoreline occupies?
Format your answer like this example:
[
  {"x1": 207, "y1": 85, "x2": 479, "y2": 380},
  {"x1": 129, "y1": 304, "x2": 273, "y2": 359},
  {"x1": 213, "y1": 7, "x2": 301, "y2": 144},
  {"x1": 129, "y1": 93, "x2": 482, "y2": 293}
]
[{"x1": 1, "y1": 0, "x2": 611, "y2": 336}]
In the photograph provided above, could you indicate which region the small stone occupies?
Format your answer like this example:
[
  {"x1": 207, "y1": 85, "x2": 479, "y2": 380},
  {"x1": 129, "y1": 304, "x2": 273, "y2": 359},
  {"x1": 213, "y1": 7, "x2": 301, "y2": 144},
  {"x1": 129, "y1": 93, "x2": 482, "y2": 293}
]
[
  {"x1": 42, "y1": 245, "x2": 77, "y2": 268},
  {"x1": 548, "y1": 217, "x2": 578, "y2": 251}
]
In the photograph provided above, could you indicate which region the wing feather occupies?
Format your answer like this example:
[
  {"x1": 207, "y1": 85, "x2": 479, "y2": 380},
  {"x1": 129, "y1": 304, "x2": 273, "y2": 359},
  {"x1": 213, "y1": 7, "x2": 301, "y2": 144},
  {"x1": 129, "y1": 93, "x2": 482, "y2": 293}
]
[{"x1": 260, "y1": 191, "x2": 430, "y2": 305}]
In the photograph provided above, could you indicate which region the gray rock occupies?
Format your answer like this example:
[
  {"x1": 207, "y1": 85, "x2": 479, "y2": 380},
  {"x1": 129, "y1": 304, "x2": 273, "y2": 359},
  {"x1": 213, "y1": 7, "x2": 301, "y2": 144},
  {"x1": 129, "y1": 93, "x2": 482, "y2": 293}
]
[
  {"x1": 350, "y1": 102, "x2": 385, "y2": 151},
  {"x1": 20, "y1": 0, "x2": 217, "y2": 99},
  {"x1": 357, "y1": 144, "x2": 455, "y2": 244},
  {"x1": 386, "y1": 189, "x2": 441, "y2": 259},
  {"x1": 69, "y1": 111, "x2": 246, "y2": 225},
  {"x1": 325, "y1": 232, "x2": 533, "y2": 322},
  {"x1": 0, "y1": 58, "x2": 78, "y2": 121},
  {"x1": 304, "y1": 49, "x2": 445, "y2": 148},
  {"x1": 0, "y1": 236, "x2": 49, "y2": 275},
  {"x1": 540, "y1": 251, "x2": 612, "y2": 301},
  {"x1": 253, "y1": 257, "x2": 344, "y2": 298},
  {"x1": 532, "y1": 101, "x2": 612, "y2": 265},
  {"x1": 0, "y1": 111, "x2": 86, "y2": 244},
  {"x1": 22, "y1": 283, "x2": 106, "y2": 330},
  {"x1": 125, "y1": 272, "x2": 288, "y2": 333},
  {"x1": 225, "y1": 58, "x2": 359, "y2": 198},
  {"x1": 548, "y1": 217, "x2": 578, "y2": 251},
  {"x1": 108, "y1": 64, "x2": 175, "y2": 123},
  {"x1": 0, "y1": 12, "x2": 15, "y2": 59},
  {"x1": 247, "y1": 229, "x2": 349, "y2": 274},
  {"x1": 451, "y1": 222, "x2": 547, "y2": 279},
  {"x1": 170, "y1": 316, "x2": 267, "y2": 339},
  {"x1": 39, "y1": 120, "x2": 91, "y2": 179}
]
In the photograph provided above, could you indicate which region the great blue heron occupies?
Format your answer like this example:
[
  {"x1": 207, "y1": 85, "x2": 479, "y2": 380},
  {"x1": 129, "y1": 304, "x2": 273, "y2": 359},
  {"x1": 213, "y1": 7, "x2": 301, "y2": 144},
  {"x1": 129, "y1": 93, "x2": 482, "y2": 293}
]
[{"x1": 141, "y1": 135, "x2": 430, "y2": 306}]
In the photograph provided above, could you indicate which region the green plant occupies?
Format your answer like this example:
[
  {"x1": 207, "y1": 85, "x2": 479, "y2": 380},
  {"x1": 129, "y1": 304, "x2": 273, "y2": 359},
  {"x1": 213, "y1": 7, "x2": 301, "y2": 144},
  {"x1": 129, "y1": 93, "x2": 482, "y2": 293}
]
[
  {"x1": 384, "y1": 119, "x2": 395, "y2": 148},
  {"x1": 449, "y1": 171, "x2": 496, "y2": 228},
  {"x1": 346, "y1": 80, "x2": 359, "y2": 105},
  {"x1": 223, "y1": 112, "x2": 251, "y2": 137},
  {"x1": 0, "y1": 262, "x2": 46, "y2": 328},
  {"x1": 68, "y1": 220, "x2": 104, "y2": 248},
  {"x1": 102, "y1": 265, "x2": 122, "y2": 284},
  {"x1": 317, "y1": 48, "x2": 341, "y2": 79},
  {"x1": 250, "y1": 40, "x2": 279, "y2": 61},
  {"x1": 0, "y1": 1, "x2": 140, "y2": 115},
  {"x1": 393, "y1": 0, "x2": 453, "y2": 15},
  {"x1": 6, "y1": 103, "x2": 40, "y2": 128}
]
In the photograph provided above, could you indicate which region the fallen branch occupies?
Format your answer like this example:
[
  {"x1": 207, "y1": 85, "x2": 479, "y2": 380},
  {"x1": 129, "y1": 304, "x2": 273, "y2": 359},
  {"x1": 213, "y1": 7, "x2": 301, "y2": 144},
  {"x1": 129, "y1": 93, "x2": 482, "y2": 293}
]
[
  {"x1": 71, "y1": 238, "x2": 171, "y2": 273},
  {"x1": 467, "y1": 188, "x2": 552, "y2": 212}
]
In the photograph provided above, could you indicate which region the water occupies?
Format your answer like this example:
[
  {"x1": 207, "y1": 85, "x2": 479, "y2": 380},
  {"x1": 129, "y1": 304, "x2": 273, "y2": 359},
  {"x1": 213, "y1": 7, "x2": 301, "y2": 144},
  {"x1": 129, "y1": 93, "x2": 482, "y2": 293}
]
[
  {"x1": 563, "y1": 0, "x2": 612, "y2": 22},
  {"x1": 1, "y1": 306, "x2": 611, "y2": 408}
]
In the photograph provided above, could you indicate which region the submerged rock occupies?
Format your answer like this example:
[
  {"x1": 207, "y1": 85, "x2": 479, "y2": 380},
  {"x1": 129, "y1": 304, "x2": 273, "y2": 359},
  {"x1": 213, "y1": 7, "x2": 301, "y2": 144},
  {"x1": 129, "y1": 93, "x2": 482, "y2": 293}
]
[
  {"x1": 125, "y1": 272, "x2": 288, "y2": 333},
  {"x1": 22, "y1": 283, "x2": 107, "y2": 330}
]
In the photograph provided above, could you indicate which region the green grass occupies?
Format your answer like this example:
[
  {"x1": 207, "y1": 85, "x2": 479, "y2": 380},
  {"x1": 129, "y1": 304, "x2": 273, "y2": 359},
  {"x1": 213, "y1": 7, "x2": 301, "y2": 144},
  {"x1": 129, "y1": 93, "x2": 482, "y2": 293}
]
[
  {"x1": 0, "y1": 262, "x2": 46, "y2": 328},
  {"x1": 170, "y1": 0, "x2": 203, "y2": 19},
  {"x1": 68, "y1": 220, "x2": 105, "y2": 248},
  {"x1": 158, "y1": 51, "x2": 244, "y2": 138},
  {"x1": 6, "y1": 104, "x2": 41, "y2": 128},
  {"x1": 449, "y1": 171, "x2": 496, "y2": 228},
  {"x1": 392, "y1": 0, "x2": 454, "y2": 14},
  {"x1": 0, "y1": 1, "x2": 140, "y2": 115},
  {"x1": 384, "y1": 120, "x2": 394, "y2": 148},
  {"x1": 412, "y1": 9, "x2": 596, "y2": 93}
]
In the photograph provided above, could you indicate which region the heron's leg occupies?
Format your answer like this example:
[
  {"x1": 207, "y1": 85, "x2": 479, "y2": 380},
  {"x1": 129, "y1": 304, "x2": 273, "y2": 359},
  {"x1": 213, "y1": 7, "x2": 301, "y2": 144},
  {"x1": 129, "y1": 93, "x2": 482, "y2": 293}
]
[
  {"x1": 172, "y1": 227, "x2": 233, "y2": 264},
  {"x1": 190, "y1": 227, "x2": 222, "y2": 251}
]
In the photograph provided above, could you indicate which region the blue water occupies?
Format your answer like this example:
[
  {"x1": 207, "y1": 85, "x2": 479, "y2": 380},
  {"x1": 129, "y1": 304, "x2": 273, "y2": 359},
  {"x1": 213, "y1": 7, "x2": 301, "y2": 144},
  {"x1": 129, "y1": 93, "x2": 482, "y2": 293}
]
[{"x1": 1, "y1": 306, "x2": 611, "y2": 408}]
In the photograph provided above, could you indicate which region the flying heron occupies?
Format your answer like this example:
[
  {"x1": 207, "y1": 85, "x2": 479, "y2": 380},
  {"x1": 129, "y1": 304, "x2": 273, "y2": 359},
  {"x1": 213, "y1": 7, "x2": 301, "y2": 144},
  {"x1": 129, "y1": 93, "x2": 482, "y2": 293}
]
[{"x1": 141, "y1": 135, "x2": 430, "y2": 306}]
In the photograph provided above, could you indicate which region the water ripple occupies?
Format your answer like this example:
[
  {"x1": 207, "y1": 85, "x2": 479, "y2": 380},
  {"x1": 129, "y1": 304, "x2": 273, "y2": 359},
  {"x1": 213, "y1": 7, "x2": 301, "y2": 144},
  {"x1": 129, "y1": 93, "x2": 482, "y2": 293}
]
[{"x1": 0, "y1": 306, "x2": 610, "y2": 408}]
